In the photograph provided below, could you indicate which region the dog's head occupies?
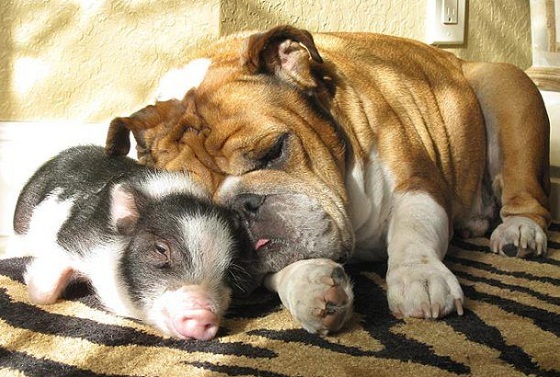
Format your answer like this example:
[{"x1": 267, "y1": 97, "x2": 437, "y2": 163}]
[{"x1": 107, "y1": 26, "x2": 355, "y2": 278}]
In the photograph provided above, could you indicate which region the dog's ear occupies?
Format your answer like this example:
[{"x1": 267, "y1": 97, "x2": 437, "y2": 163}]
[
  {"x1": 241, "y1": 25, "x2": 323, "y2": 90},
  {"x1": 105, "y1": 117, "x2": 133, "y2": 157},
  {"x1": 105, "y1": 99, "x2": 185, "y2": 163}
]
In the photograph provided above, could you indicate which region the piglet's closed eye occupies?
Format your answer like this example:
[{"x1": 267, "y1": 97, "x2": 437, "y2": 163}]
[
  {"x1": 13, "y1": 145, "x2": 249, "y2": 340},
  {"x1": 110, "y1": 183, "x2": 143, "y2": 235}
]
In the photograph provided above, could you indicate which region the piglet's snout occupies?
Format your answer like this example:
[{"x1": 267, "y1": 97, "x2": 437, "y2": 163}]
[
  {"x1": 165, "y1": 286, "x2": 221, "y2": 341},
  {"x1": 172, "y1": 308, "x2": 219, "y2": 341}
]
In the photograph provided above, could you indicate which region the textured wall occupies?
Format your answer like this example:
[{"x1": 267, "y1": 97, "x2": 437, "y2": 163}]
[
  {"x1": 0, "y1": 0, "x2": 220, "y2": 122},
  {"x1": 220, "y1": 0, "x2": 426, "y2": 37},
  {"x1": 453, "y1": 0, "x2": 531, "y2": 65},
  {"x1": 221, "y1": 0, "x2": 531, "y2": 66},
  {"x1": 0, "y1": 0, "x2": 531, "y2": 122}
]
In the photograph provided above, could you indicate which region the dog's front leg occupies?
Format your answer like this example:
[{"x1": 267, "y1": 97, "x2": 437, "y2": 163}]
[
  {"x1": 386, "y1": 192, "x2": 464, "y2": 319},
  {"x1": 264, "y1": 258, "x2": 354, "y2": 335}
]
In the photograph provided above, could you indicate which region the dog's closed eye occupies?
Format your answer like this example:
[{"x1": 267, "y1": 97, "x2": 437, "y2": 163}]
[{"x1": 258, "y1": 133, "x2": 289, "y2": 169}]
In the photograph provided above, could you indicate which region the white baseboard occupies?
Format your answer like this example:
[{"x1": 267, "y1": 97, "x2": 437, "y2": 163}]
[
  {"x1": 0, "y1": 121, "x2": 559, "y2": 239},
  {"x1": 541, "y1": 90, "x2": 560, "y2": 221},
  {"x1": 0, "y1": 121, "x2": 109, "y2": 237}
]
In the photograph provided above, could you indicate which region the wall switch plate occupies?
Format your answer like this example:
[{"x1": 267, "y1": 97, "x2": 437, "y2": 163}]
[{"x1": 426, "y1": 0, "x2": 466, "y2": 45}]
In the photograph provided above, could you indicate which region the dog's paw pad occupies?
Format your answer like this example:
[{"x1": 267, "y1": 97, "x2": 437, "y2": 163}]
[
  {"x1": 311, "y1": 268, "x2": 351, "y2": 333},
  {"x1": 501, "y1": 243, "x2": 519, "y2": 257},
  {"x1": 278, "y1": 259, "x2": 354, "y2": 335}
]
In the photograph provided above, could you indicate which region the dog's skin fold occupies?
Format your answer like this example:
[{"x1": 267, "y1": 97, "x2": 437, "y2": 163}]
[{"x1": 106, "y1": 25, "x2": 551, "y2": 335}]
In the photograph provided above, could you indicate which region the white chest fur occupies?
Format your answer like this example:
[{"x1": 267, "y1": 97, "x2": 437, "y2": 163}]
[
  {"x1": 345, "y1": 152, "x2": 395, "y2": 261},
  {"x1": 155, "y1": 58, "x2": 211, "y2": 101}
]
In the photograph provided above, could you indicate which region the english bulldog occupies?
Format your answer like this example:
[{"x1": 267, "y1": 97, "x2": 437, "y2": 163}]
[{"x1": 106, "y1": 25, "x2": 551, "y2": 335}]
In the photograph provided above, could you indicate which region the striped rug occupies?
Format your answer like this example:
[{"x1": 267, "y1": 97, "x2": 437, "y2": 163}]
[{"x1": 1, "y1": 223, "x2": 559, "y2": 377}]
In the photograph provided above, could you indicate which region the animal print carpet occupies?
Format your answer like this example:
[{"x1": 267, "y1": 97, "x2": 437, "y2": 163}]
[{"x1": 1, "y1": 223, "x2": 559, "y2": 377}]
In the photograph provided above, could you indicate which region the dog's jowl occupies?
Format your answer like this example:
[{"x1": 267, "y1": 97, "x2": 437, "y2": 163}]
[{"x1": 106, "y1": 26, "x2": 551, "y2": 334}]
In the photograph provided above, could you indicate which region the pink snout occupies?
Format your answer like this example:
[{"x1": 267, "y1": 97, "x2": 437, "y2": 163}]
[
  {"x1": 172, "y1": 309, "x2": 220, "y2": 341},
  {"x1": 161, "y1": 285, "x2": 224, "y2": 341}
]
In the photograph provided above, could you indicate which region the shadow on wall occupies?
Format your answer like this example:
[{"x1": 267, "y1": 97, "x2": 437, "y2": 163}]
[
  {"x1": 219, "y1": 0, "x2": 531, "y2": 71},
  {"x1": 219, "y1": 0, "x2": 424, "y2": 37},
  {"x1": 0, "y1": 2, "x2": 13, "y2": 121},
  {"x1": 220, "y1": 0, "x2": 317, "y2": 35},
  {"x1": 3, "y1": 0, "x2": 318, "y2": 123},
  {"x1": 0, "y1": 0, "x2": 220, "y2": 123},
  {"x1": 0, "y1": 0, "x2": 532, "y2": 123},
  {"x1": 459, "y1": 0, "x2": 531, "y2": 64}
]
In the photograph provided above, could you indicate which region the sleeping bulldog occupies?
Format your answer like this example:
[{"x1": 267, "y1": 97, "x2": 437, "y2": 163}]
[{"x1": 106, "y1": 25, "x2": 551, "y2": 335}]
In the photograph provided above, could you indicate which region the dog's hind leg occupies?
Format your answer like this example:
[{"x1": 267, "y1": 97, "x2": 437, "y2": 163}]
[{"x1": 462, "y1": 61, "x2": 551, "y2": 256}]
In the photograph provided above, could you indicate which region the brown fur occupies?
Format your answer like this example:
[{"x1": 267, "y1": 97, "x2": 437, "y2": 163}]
[{"x1": 107, "y1": 25, "x2": 551, "y2": 270}]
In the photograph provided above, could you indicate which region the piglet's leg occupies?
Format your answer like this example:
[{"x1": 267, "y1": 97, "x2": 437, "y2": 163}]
[
  {"x1": 24, "y1": 257, "x2": 75, "y2": 305},
  {"x1": 265, "y1": 258, "x2": 354, "y2": 335}
]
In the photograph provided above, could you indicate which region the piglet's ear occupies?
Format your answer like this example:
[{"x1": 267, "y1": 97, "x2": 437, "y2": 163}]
[
  {"x1": 110, "y1": 183, "x2": 143, "y2": 235},
  {"x1": 241, "y1": 25, "x2": 323, "y2": 90}
]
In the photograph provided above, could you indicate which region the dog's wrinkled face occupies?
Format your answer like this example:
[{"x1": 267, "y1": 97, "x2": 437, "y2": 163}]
[{"x1": 106, "y1": 26, "x2": 355, "y2": 280}]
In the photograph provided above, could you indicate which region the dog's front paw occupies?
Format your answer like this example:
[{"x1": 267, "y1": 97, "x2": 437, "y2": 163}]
[
  {"x1": 386, "y1": 258, "x2": 464, "y2": 319},
  {"x1": 265, "y1": 259, "x2": 354, "y2": 335},
  {"x1": 490, "y1": 216, "x2": 547, "y2": 257}
]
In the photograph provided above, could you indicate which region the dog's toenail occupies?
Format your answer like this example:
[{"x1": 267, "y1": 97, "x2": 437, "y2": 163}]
[
  {"x1": 325, "y1": 302, "x2": 338, "y2": 315},
  {"x1": 320, "y1": 276, "x2": 335, "y2": 286},
  {"x1": 331, "y1": 267, "x2": 346, "y2": 283}
]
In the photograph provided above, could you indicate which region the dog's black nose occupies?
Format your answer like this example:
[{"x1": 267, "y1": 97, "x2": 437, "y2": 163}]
[{"x1": 232, "y1": 193, "x2": 265, "y2": 216}]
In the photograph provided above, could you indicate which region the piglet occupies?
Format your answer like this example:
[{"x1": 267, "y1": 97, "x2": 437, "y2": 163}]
[{"x1": 11, "y1": 145, "x2": 259, "y2": 340}]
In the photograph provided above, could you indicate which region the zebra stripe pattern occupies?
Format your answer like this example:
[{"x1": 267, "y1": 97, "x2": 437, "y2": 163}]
[{"x1": 1, "y1": 223, "x2": 559, "y2": 377}]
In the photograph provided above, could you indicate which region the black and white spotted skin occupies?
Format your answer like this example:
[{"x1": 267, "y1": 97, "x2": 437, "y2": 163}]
[{"x1": 11, "y1": 145, "x2": 259, "y2": 341}]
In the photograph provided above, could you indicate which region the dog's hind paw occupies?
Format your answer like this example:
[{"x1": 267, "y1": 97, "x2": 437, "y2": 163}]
[
  {"x1": 490, "y1": 216, "x2": 547, "y2": 257},
  {"x1": 265, "y1": 259, "x2": 354, "y2": 335}
]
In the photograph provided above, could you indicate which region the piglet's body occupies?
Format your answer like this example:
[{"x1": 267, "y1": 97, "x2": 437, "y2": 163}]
[{"x1": 11, "y1": 145, "x2": 257, "y2": 340}]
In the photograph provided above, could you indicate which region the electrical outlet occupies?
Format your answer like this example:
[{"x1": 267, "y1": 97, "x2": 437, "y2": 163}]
[
  {"x1": 426, "y1": 0, "x2": 466, "y2": 45},
  {"x1": 442, "y1": 0, "x2": 458, "y2": 24}
]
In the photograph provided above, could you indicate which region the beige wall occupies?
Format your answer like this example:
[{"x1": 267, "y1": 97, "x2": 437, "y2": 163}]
[{"x1": 0, "y1": 0, "x2": 531, "y2": 123}]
